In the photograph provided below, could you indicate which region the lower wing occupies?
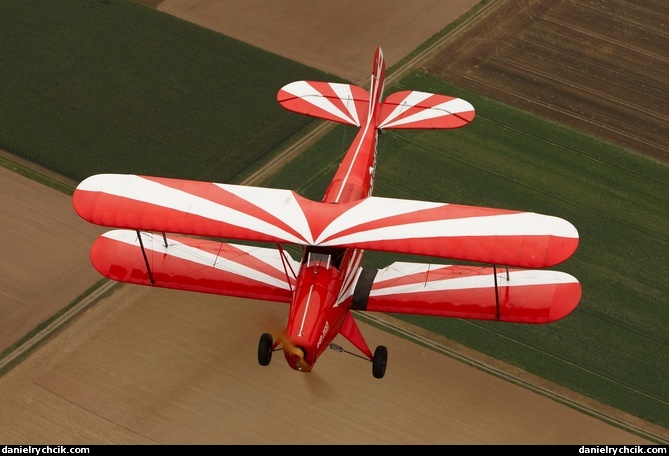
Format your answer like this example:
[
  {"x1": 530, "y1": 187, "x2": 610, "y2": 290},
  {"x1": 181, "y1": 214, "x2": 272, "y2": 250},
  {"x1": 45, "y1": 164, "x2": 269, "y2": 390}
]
[
  {"x1": 89, "y1": 230, "x2": 299, "y2": 303},
  {"x1": 352, "y1": 262, "x2": 581, "y2": 324}
]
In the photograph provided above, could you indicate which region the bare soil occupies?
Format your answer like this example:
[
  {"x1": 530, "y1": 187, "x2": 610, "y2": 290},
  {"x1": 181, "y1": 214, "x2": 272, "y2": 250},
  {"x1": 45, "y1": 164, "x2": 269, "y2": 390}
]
[
  {"x1": 0, "y1": 0, "x2": 666, "y2": 445},
  {"x1": 156, "y1": 0, "x2": 477, "y2": 85},
  {"x1": 422, "y1": 0, "x2": 669, "y2": 163},
  {"x1": 0, "y1": 164, "x2": 105, "y2": 353}
]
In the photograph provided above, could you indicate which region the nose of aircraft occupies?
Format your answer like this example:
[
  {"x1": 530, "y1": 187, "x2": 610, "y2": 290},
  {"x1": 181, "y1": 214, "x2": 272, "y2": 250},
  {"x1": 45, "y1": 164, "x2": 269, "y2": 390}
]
[{"x1": 281, "y1": 335, "x2": 312, "y2": 372}]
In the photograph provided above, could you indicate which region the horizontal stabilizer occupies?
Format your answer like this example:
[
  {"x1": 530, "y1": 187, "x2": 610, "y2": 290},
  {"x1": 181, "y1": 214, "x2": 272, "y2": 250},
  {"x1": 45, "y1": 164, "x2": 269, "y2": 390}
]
[
  {"x1": 276, "y1": 82, "x2": 475, "y2": 131},
  {"x1": 354, "y1": 262, "x2": 581, "y2": 324},
  {"x1": 277, "y1": 81, "x2": 370, "y2": 126},
  {"x1": 89, "y1": 230, "x2": 298, "y2": 303},
  {"x1": 74, "y1": 174, "x2": 579, "y2": 268},
  {"x1": 379, "y1": 91, "x2": 475, "y2": 130}
]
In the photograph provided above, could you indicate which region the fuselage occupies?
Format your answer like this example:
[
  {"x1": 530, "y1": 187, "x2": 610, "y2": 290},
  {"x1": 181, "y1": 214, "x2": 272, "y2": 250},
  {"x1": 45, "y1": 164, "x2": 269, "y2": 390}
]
[{"x1": 282, "y1": 48, "x2": 386, "y2": 371}]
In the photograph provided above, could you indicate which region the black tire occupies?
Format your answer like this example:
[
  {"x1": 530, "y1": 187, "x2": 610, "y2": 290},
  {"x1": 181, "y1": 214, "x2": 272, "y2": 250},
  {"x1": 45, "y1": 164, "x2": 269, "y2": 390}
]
[
  {"x1": 258, "y1": 333, "x2": 273, "y2": 366},
  {"x1": 372, "y1": 345, "x2": 388, "y2": 379}
]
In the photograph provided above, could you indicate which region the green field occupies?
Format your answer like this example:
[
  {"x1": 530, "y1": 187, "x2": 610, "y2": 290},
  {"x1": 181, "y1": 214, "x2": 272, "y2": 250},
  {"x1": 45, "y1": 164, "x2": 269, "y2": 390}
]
[
  {"x1": 1, "y1": 0, "x2": 667, "y2": 431},
  {"x1": 0, "y1": 0, "x2": 344, "y2": 183}
]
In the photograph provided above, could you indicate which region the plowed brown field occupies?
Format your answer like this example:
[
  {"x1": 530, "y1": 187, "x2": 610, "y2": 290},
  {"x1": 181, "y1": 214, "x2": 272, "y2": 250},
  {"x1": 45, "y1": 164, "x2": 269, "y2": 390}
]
[{"x1": 423, "y1": 0, "x2": 669, "y2": 163}]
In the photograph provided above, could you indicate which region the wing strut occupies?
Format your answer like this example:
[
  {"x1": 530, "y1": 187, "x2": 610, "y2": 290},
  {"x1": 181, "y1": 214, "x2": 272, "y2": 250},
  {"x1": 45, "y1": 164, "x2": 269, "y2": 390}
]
[
  {"x1": 492, "y1": 264, "x2": 511, "y2": 320},
  {"x1": 493, "y1": 265, "x2": 500, "y2": 320},
  {"x1": 276, "y1": 243, "x2": 298, "y2": 293},
  {"x1": 136, "y1": 230, "x2": 155, "y2": 285}
]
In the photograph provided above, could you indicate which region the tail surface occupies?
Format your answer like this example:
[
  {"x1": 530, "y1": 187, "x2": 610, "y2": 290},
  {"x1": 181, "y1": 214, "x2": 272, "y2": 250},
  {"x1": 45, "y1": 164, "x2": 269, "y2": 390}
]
[
  {"x1": 276, "y1": 46, "x2": 474, "y2": 130},
  {"x1": 289, "y1": 47, "x2": 475, "y2": 203},
  {"x1": 369, "y1": 46, "x2": 386, "y2": 128}
]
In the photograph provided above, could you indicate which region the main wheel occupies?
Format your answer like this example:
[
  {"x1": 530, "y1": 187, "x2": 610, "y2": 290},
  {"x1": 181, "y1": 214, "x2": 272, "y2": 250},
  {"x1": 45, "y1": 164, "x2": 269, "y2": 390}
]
[
  {"x1": 258, "y1": 333, "x2": 273, "y2": 366},
  {"x1": 372, "y1": 345, "x2": 388, "y2": 379}
]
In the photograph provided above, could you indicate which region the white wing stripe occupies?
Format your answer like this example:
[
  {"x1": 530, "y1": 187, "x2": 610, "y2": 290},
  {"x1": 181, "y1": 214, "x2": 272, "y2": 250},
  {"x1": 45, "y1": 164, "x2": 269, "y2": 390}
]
[
  {"x1": 317, "y1": 197, "x2": 444, "y2": 242},
  {"x1": 216, "y1": 183, "x2": 313, "y2": 242},
  {"x1": 375, "y1": 263, "x2": 454, "y2": 280},
  {"x1": 330, "y1": 83, "x2": 361, "y2": 126},
  {"x1": 381, "y1": 97, "x2": 475, "y2": 129},
  {"x1": 370, "y1": 270, "x2": 578, "y2": 297},
  {"x1": 80, "y1": 175, "x2": 310, "y2": 244},
  {"x1": 281, "y1": 81, "x2": 359, "y2": 125},
  {"x1": 380, "y1": 91, "x2": 432, "y2": 127},
  {"x1": 105, "y1": 230, "x2": 294, "y2": 290},
  {"x1": 320, "y1": 212, "x2": 576, "y2": 246}
]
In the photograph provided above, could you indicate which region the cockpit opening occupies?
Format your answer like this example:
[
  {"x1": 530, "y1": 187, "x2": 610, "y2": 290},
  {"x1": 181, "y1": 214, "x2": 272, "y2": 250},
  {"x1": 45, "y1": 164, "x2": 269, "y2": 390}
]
[{"x1": 302, "y1": 245, "x2": 346, "y2": 270}]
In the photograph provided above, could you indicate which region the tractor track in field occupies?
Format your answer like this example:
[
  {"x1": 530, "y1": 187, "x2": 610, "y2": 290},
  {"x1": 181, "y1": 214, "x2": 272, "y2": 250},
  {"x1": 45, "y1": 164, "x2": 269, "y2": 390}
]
[
  {"x1": 460, "y1": 69, "x2": 668, "y2": 155},
  {"x1": 466, "y1": 54, "x2": 669, "y2": 155}
]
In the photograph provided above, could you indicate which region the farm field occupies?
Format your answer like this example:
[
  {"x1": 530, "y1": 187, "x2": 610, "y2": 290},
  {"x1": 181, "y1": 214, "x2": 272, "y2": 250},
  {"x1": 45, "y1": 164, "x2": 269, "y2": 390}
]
[
  {"x1": 422, "y1": 0, "x2": 669, "y2": 163},
  {"x1": 0, "y1": 0, "x2": 667, "y2": 444}
]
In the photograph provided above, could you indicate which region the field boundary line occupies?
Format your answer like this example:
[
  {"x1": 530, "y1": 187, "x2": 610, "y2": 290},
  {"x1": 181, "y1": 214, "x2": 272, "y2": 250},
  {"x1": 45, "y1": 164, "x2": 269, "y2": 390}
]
[
  {"x1": 0, "y1": 280, "x2": 116, "y2": 373},
  {"x1": 356, "y1": 311, "x2": 669, "y2": 445}
]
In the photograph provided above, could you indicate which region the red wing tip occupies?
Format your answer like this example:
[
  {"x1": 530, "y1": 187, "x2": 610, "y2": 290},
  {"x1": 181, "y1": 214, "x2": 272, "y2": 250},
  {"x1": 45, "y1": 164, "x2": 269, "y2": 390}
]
[
  {"x1": 461, "y1": 111, "x2": 476, "y2": 122},
  {"x1": 550, "y1": 285, "x2": 582, "y2": 322},
  {"x1": 72, "y1": 189, "x2": 95, "y2": 222},
  {"x1": 545, "y1": 237, "x2": 580, "y2": 267}
]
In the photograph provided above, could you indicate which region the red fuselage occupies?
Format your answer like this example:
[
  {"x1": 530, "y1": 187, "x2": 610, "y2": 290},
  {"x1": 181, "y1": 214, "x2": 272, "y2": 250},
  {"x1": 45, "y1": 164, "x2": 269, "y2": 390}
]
[{"x1": 281, "y1": 48, "x2": 386, "y2": 371}]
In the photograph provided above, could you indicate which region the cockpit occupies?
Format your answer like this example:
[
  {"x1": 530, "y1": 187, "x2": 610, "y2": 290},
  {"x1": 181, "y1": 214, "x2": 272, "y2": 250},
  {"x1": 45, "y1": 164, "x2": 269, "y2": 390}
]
[
  {"x1": 301, "y1": 246, "x2": 346, "y2": 271},
  {"x1": 306, "y1": 251, "x2": 331, "y2": 270}
]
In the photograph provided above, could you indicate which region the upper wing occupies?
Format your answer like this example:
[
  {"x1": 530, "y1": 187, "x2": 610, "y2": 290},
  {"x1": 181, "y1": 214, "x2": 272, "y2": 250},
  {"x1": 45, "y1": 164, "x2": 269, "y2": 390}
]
[
  {"x1": 276, "y1": 81, "x2": 370, "y2": 126},
  {"x1": 352, "y1": 262, "x2": 581, "y2": 324},
  {"x1": 379, "y1": 91, "x2": 475, "y2": 130},
  {"x1": 88, "y1": 229, "x2": 299, "y2": 302},
  {"x1": 73, "y1": 174, "x2": 579, "y2": 268}
]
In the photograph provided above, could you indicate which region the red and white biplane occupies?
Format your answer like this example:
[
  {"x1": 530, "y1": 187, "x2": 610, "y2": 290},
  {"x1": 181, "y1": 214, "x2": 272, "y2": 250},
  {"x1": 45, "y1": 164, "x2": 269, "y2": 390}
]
[{"x1": 73, "y1": 47, "x2": 581, "y2": 379}]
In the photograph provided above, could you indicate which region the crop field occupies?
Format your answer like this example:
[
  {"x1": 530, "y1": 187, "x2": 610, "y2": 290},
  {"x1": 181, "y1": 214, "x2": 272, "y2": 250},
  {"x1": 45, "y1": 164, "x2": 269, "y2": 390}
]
[
  {"x1": 424, "y1": 0, "x2": 669, "y2": 163},
  {"x1": 0, "y1": 0, "x2": 345, "y2": 184},
  {"x1": 0, "y1": 0, "x2": 667, "y2": 442}
]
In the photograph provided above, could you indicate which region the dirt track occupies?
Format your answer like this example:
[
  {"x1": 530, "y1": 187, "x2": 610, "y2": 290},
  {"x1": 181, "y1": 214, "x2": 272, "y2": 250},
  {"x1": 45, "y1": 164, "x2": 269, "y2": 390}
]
[{"x1": 0, "y1": 0, "x2": 666, "y2": 445}]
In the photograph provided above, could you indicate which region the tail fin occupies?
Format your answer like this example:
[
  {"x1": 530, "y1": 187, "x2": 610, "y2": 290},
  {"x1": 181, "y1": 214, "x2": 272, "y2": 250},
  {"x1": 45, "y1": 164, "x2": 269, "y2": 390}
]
[{"x1": 369, "y1": 46, "x2": 386, "y2": 128}]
